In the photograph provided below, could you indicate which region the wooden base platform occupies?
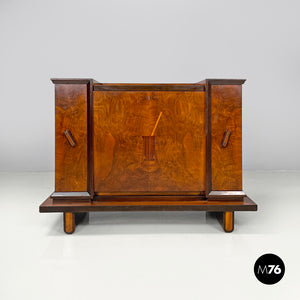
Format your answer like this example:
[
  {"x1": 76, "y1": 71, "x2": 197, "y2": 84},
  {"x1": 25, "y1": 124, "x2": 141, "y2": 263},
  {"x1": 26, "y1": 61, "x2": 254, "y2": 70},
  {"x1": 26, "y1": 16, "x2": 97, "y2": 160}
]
[{"x1": 40, "y1": 196, "x2": 257, "y2": 233}]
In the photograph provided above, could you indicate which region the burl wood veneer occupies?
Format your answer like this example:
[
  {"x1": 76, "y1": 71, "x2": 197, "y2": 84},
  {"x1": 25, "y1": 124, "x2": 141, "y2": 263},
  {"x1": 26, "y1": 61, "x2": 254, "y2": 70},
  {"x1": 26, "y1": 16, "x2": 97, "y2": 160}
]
[
  {"x1": 40, "y1": 78, "x2": 257, "y2": 233},
  {"x1": 93, "y1": 91, "x2": 206, "y2": 194}
]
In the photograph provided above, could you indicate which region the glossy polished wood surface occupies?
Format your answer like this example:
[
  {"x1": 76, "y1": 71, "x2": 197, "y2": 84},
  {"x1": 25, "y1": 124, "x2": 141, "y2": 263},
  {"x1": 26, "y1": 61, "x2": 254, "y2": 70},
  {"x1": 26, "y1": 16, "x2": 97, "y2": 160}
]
[
  {"x1": 93, "y1": 91, "x2": 206, "y2": 194},
  {"x1": 55, "y1": 84, "x2": 88, "y2": 192},
  {"x1": 211, "y1": 85, "x2": 242, "y2": 191},
  {"x1": 223, "y1": 211, "x2": 234, "y2": 232},
  {"x1": 40, "y1": 78, "x2": 258, "y2": 233},
  {"x1": 63, "y1": 212, "x2": 75, "y2": 234}
]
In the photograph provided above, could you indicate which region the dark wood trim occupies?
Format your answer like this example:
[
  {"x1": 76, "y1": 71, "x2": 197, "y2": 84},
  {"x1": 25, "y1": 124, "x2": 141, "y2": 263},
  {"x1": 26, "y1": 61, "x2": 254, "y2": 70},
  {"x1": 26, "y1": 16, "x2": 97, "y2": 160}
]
[
  {"x1": 51, "y1": 192, "x2": 92, "y2": 199},
  {"x1": 205, "y1": 80, "x2": 212, "y2": 195},
  {"x1": 95, "y1": 191, "x2": 206, "y2": 196},
  {"x1": 198, "y1": 79, "x2": 246, "y2": 85},
  {"x1": 40, "y1": 196, "x2": 257, "y2": 213},
  {"x1": 87, "y1": 80, "x2": 94, "y2": 198},
  {"x1": 52, "y1": 79, "x2": 245, "y2": 87},
  {"x1": 93, "y1": 84, "x2": 205, "y2": 92},
  {"x1": 51, "y1": 78, "x2": 93, "y2": 84}
]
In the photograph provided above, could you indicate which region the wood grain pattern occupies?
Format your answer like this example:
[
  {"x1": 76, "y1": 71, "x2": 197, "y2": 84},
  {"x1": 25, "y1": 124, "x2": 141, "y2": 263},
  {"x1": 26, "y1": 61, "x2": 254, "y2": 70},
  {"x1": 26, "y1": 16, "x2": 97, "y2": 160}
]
[
  {"x1": 223, "y1": 211, "x2": 234, "y2": 232},
  {"x1": 40, "y1": 78, "x2": 258, "y2": 234},
  {"x1": 63, "y1": 212, "x2": 75, "y2": 234},
  {"x1": 211, "y1": 85, "x2": 242, "y2": 191},
  {"x1": 215, "y1": 211, "x2": 234, "y2": 232},
  {"x1": 55, "y1": 84, "x2": 88, "y2": 192},
  {"x1": 93, "y1": 91, "x2": 206, "y2": 194}
]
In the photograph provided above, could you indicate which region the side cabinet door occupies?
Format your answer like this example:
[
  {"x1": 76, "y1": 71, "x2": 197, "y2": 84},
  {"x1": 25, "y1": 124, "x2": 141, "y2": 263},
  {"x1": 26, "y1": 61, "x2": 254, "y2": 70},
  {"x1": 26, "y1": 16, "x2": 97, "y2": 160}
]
[
  {"x1": 54, "y1": 84, "x2": 88, "y2": 194},
  {"x1": 208, "y1": 83, "x2": 244, "y2": 198}
]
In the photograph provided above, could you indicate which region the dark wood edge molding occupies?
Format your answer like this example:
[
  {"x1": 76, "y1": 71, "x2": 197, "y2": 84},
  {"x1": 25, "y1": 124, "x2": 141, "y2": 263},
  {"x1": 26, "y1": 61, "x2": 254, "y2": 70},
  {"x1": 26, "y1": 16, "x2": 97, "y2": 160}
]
[
  {"x1": 51, "y1": 78, "x2": 94, "y2": 84},
  {"x1": 198, "y1": 79, "x2": 246, "y2": 85},
  {"x1": 95, "y1": 191, "x2": 206, "y2": 196},
  {"x1": 205, "y1": 80, "x2": 212, "y2": 194},
  {"x1": 87, "y1": 80, "x2": 94, "y2": 197},
  {"x1": 51, "y1": 78, "x2": 245, "y2": 86},
  {"x1": 93, "y1": 84, "x2": 205, "y2": 92},
  {"x1": 51, "y1": 192, "x2": 92, "y2": 199},
  {"x1": 40, "y1": 196, "x2": 257, "y2": 213}
]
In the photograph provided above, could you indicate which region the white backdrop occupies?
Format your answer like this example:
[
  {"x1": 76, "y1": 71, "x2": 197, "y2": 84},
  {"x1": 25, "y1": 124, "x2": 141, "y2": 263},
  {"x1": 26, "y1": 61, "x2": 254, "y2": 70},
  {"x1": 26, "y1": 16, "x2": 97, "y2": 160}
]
[{"x1": 0, "y1": 0, "x2": 299, "y2": 171}]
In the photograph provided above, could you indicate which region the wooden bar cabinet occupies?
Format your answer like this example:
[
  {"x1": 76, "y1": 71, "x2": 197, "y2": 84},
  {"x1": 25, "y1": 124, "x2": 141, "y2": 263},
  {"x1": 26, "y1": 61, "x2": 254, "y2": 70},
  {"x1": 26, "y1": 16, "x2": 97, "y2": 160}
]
[{"x1": 39, "y1": 78, "x2": 257, "y2": 233}]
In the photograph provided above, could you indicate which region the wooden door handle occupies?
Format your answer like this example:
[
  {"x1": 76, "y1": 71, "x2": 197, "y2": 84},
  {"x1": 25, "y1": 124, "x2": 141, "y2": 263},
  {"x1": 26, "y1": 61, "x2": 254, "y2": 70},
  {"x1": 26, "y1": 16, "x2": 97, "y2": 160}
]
[
  {"x1": 221, "y1": 130, "x2": 231, "y2": 148},
  {"x1": 64, "y1": 130, "x2": 76, "y2": 147}
]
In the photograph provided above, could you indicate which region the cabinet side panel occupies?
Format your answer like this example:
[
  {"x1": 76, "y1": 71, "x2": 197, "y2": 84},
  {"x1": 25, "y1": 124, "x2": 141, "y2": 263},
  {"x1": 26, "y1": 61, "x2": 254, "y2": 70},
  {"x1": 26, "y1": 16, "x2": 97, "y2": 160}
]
[
  {"x1": 211, "y1": 85, "x2": 242, "y2": 191},
  {"x1": 55, "y1": 84, "x2": 87, "y2": 191}
]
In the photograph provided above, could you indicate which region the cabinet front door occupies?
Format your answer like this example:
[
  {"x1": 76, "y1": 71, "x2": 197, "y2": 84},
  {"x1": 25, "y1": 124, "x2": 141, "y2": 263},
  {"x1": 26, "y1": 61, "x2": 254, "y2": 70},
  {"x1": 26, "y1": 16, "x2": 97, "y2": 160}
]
[{"x1": 93, "y1": 91, "x2": 206, "y2": 195}]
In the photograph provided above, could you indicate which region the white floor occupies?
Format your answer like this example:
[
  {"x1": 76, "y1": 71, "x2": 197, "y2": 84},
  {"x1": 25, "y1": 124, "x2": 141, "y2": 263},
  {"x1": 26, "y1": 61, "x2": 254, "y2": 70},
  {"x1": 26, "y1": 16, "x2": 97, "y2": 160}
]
[{"x1": 0, "y1": 171, "x2": 299, "y2": 299}]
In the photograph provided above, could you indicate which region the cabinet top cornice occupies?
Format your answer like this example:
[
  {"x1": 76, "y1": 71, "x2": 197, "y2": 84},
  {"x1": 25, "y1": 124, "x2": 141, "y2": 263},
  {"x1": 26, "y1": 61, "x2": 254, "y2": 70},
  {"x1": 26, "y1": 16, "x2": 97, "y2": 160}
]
[{"x1": 51, "y1": 78, "x2": 246, "y2": 91}]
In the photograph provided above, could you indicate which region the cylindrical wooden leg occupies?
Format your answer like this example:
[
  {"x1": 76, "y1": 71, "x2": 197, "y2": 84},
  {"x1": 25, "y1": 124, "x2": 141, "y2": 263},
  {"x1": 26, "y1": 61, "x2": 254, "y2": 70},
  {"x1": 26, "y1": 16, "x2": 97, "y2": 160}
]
[
  {"x1": 64, "y1": 212, "x2": 75, "y2": 234},
  {"x1": 223, "y1": 211, "x2": 234, "y2": 233}
]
